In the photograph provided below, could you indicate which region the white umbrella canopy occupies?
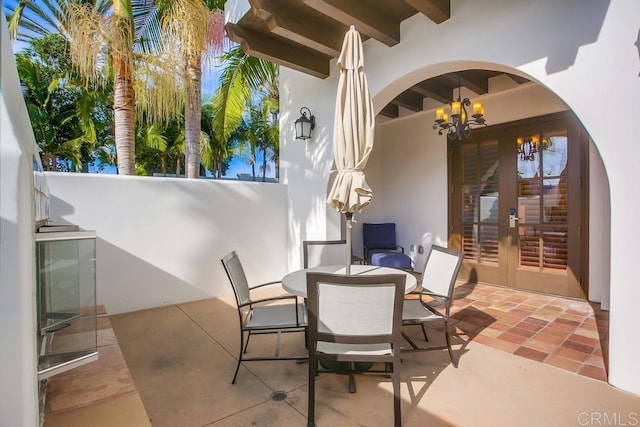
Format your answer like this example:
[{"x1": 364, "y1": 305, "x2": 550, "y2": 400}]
[{"x1": 327, "y1": 26, "x2": 375, "y2": 273}]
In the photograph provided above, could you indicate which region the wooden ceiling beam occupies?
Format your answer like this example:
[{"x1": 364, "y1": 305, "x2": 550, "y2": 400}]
[
  {"x1": 505, "y1": 74, "x2": 531, "y2": 85},
  {"x1": 412, "y1": 81, "x2": 452, "y2": 104},
  {"x1": 303, "y1": 0, "x2": 401, "y2": 46},
  {"x1": 379, "y1": 103, "x2": 399, "y2": 119},
  {"x1": 391, "y1": 90, "x2": 424, "y2": 111},
  {"x1": 404, "y1": 0, "x2": 450, "y2": 24},
  {"x1": 441, "y1": 71, "x2": 489, "y2": 95},
  {"x1": 459, "y1": 70, "x2": 490, "y2": 94},
  {"x1": 250, "y1": 0, "x2": 344, "y2": 57},
  {"x1": 225, "y1": 23, "x2": 331, "y2": 79}
]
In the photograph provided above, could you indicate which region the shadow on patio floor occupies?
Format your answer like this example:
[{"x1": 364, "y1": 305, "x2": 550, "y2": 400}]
[{"x1": 45, "y1": 283, "x2": 637, "y2": 426}]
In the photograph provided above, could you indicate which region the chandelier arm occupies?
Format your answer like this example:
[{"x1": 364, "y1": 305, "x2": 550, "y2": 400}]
[
  {"x1": 462, "y1": 126, "x2": 473, "y2": 139},
  {"x1": 467, "y1": 120, "x2": 487, "y2": 128}
]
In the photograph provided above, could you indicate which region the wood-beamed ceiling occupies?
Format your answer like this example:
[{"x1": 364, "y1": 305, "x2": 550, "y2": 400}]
[
  {"x1": 227, "y1": 0, "x2": 450, "y2": 78},
  {"x1": 378, "y1": 70, "x2": 531, "y2": 120},
  {"x1": 226, "y1": 0, "x2": 531, "y2": 120}
]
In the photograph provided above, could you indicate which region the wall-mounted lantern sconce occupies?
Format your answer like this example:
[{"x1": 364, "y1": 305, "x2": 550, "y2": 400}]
[{"x1": 294, "y1": 107, "x2": 315, "y2": 140}]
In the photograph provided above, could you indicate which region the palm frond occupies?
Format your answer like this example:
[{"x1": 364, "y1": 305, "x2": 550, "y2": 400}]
[
  {"x1": 212, "y1": 62, "x2": 249, "y2": 142},
  {"x1": 138, "y1": 124, "x2": 168, "y2": 151}
]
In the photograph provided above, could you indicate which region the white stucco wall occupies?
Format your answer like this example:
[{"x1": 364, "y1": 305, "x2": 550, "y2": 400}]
[
  {"x1": 46, "y1": 173, "x2": 289, "y2": 315},
  {"x1": 589, "y1": 143, "x2": 611, "y2": 310},
  {"x1": 278, "y1": 0, "x2": 639, "y2": 394},
  {"x1": 0, "y1": 9, "x2": 39, "y2": 426}
]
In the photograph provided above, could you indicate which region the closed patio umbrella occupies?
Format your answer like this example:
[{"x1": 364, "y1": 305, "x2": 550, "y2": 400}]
[{"x1": 327, "y1": 25, "x2": 375, "y2": 274}]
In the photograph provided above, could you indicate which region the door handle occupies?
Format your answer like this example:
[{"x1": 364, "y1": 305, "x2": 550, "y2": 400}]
[{"x1": 509, "y1": 208, "x2": 519, "y2": 228}]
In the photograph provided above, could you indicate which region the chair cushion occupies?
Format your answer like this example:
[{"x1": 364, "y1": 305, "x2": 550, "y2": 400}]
[
  {"x1": 370, "y1": 252, "x2": 412, "y2": 269},
  {"x1": 363, "y1": 223, "x2": 397, "y2": 249}
]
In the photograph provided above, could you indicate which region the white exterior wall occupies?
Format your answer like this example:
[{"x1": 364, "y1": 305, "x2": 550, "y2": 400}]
[
  {"x1": 589, "y1": 143, "x2": 611, "y2": 310},
  {"x1": 279, "y1": 0, "x2": 639, "y2": 394},
  {"x1": 46, "y1": 173, "x2": 289, "y2": 315},
  {"x1": 0, "y1": 10, "x2": 39, "y2": 425},
  {"x1": 280, "y1": 70, "x2": 343, "y2": 269}
]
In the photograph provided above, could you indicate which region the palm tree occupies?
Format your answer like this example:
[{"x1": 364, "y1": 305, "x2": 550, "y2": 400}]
[
  {"x1": 8, "y1": 0, "x2": 181, "y2": 175},
  {"x1": 253, "y1": 101, "x2": 278, "y2": 182},
  {"x1": 159, "y1": 0, "x2": 225, "y2": 178},
  {"x1": 136, "y1": 119, "x2": 186, "y2": 176},
  {"x1": 211, "y1": 45, "x2": 279, "y2": 149},
  {"x1": 201, "y1": 103, "x2": 233, "y2": 178},
  {"x1": 15, "y1": 34, "x2": 113, "y2": 171}
]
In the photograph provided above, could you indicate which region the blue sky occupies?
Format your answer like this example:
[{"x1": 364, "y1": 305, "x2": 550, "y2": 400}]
[{"x1": 90, "y1": 150, "x2": 275, "y2": 179}]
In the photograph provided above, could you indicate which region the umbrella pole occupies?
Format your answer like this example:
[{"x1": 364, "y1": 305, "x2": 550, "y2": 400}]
[{"x1": 345, "y1": 212, "x2": 353, "y2": 275}]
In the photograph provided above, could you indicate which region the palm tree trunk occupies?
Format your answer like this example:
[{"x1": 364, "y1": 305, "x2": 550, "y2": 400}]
[
  {"x1": 113, "y1": 68, "x2": 136, "y2": 175},
  {"x1": 251, "y1": 145, "x2": 256, "y2": 181},
  {"x1": 262, "y1": 147, "x2": 267, "y2": 182},
  {"x1": 176, "y1": 156, "x2": 181, "y2": 176},
  {"x1": 185, "y1": 56, "x2": 202, "y2": 178},
  {"x1": 112, "y1": 0, "x2": 136, "y2": 175}
]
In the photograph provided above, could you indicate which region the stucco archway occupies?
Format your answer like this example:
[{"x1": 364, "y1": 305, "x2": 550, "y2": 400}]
[{"x1": 367, "y1": 61, "x2": 610, "y2": 305}]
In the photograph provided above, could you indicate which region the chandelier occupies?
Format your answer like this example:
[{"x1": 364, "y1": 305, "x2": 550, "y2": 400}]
[
  {"x1": 517, "y1": 136, "x2": 550, "y2": 161},
  {"x1": 433, "y1": 77, "x2": 487, "y2": 141}
]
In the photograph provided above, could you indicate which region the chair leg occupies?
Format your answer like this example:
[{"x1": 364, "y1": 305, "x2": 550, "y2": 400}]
[
  {"x1": 232, "y1": 331, "x2": 246, "y2": 384},
  {"x1": 444, "y1": 322, "x2": 457, "y2": 368},
  {"x1": 392, "y1": 357, "x2": 402, "y2": 427},
  {"x1": 244, "y1": 331, "x2": 252, "y2": 354},
  {"x1": 307, "y1": 355, "x2": 316, "y2": 427}
]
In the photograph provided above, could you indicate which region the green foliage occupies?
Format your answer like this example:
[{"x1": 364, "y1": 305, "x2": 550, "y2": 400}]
[
  {"x1": 15, "y1": 34, "x2": 114, "y2": 171},
  {"x1": 211, "y1": 45, "x2": 278, "y2": 143},
  {"x1": 8, "y1": 0, "x2": 281, "y2": 179},
  {"x1": 210, "y1": 44, "x2": 279, "y2": 179},
  {"x1": 200, "y1": 103, "x2": 233, "y2": 178},
  {"x1": 135, "y1": 118, "x2": 187, "y2": 176}
]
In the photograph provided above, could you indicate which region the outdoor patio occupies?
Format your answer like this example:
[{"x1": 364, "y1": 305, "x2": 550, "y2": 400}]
[{"x1": 42, "y1": 281, "x2": 640, "y2": 427}]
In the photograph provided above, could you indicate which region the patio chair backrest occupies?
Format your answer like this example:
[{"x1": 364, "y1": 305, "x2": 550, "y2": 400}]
[
  {"x1": 362, "y1": 223, "x2": 398, "y2": 250},
  {"x1": 420, "y1": 245, "x2": 464, "y2": 299},
  {"x1": 306, "y1": 272, "x2": 405, "y2": 342},
  {"x1": 221, "y1": 251, "x2": 251, "y2": 306},
  {"x1": 303, "y1": 240, "x2": 347, "y2": 268}
]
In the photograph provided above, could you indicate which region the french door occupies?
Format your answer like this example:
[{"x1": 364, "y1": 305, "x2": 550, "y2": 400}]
[{"x1": 450, "y1": 113, "x2": 588, "y2": 298}]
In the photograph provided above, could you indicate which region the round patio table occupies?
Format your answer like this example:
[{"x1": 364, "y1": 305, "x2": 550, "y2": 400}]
[{"x1": 281, "y1": 264, "x2": 417, "y2": 298}]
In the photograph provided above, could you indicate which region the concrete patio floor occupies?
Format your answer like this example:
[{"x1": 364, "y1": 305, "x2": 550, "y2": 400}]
[
  {"x1": 113, "y1": 286, "x2": 640, "y2": 427},
  {"x1": 45, "y1": 283, "x2": 640, "y2": 426}
]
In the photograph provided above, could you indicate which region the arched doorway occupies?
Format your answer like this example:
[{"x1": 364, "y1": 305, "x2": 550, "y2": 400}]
[{"x1": 372, "y1": 66, "x2": 608, "y2": 301}]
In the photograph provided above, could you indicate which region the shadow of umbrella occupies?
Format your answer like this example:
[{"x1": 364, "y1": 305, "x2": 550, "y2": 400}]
[{"x1": 327, "y1": 25, "x2": 375, "y2": 274}]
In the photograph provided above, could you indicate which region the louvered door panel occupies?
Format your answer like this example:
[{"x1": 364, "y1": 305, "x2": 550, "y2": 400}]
[
  {"x1": 516, "y1": 131, "x2": 568, "y2": 272},
  {"x1": 461, "y1": 141, "x2": 499, "y2": 264}
]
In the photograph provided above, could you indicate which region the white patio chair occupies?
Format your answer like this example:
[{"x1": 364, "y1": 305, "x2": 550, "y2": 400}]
[
  {"x1": 302, "y1": 239, "x2": 348, "y2": 268},
  {"x1": 221, "y1": 250, "x2": 307, "y2": 384},
  {"x1": 306, "y1": 272, "x2": 406, "y2": 427},
  {"x1": 401, "y1": 245, "x2": 464, "y2": 367}
]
